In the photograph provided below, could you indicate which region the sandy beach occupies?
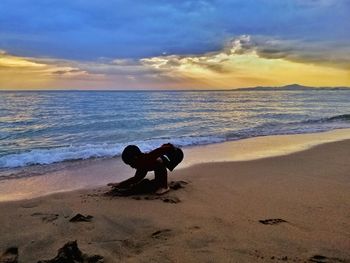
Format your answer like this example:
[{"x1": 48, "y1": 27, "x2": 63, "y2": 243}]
[
  {"x1": 2, "y1": 0, "x2": 350, "y2": 262},
  {"x1": 1, "y1": 132, "x2": 350, "y2": 262}
]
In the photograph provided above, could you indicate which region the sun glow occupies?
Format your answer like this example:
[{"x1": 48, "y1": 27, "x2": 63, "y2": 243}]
[{"x1": 141, "y1": 48, "x2": 350, "y2": 89}]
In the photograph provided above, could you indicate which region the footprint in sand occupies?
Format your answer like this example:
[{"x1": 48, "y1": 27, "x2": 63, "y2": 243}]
[
  {"x1": 169, "y1": 180, "x2": 188, "y2": 190},
  {"x1": 31, "y1": 212, "x2": 59, "y2": 223},
  {"x1": 133, "y1": 195, "x2": 181, "y2": 204},
  {"x1": 107, "y1": 180, "x2": 188, "y2": 201},
  {"x1": 0, "y1": 247, "x2": 18, "y2": 263},
  {"x1": 20, "y1": 201, "x2": 40, "y2": 208},
  {"x1": 186, "y1": 236, "x2": 215, "y2": 250},
  {"x1": 160, "y1": 196, "x2": 181, "y2": 204},
  {"x1": 259, "y1": 218, "x2": 287, "y2": 225}
]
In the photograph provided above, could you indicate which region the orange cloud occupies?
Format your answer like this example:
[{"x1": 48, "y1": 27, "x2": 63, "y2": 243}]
[
  {"x1": 1, "y1": 35, "x2": 349, "y2": 90},
  {"x1": 0, "y1": 51, "x2": 102, "y2": 89},
  {"x1": 140, "y1": 35, "x2": 350, "y2": 88}
]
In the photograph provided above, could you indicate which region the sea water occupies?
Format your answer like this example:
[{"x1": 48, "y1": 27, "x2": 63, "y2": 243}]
[{"x1": 0, "y1": 89, "x2": 349, "y2": 178}]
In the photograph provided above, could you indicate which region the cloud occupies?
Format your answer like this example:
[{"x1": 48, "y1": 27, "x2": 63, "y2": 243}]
[
  {"x1": 139, "y1": 35, "x2": 350, "y2": 88},
  {"x1": 52, "y1": 69, "x2": 83, "y2": 75},
  {"x1": 1, "y1": 35, "x2": 349, "y2": 89},
  {"x1": 0, "y1": 50, "x2": 179, "y2": 89},
  {"x1": 231, "y1": 36, "x2": 350, "y2": 70},
  {"x1": 0, "y1": 51, "x2": 105, "y2": 89},
  {"x1": 0, "y1": 0, "x2": 349, "y2": 60},
  {"x1": 141, "y1": 35, "x2": 350, "y2": 75}
]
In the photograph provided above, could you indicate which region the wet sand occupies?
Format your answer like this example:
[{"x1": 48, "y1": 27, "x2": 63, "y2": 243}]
[
  {"x1": 0, "y1": 131, "x2": 350, "y2": 262},
  {"x1": 1, "y1": 128, "x2": 350, "y2": 202}
]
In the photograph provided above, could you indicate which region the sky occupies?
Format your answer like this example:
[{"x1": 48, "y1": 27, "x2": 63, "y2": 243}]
[{"x1": 0, "y1": 0, "x2": 349, "y2": 90}]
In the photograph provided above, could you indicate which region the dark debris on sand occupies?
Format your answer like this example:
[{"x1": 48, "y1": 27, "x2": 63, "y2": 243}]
[
  {"x1": 37, "y1": 241, "x2": 103, "y2": 263},
  {"x1": 259, "y1": 218, "x2": 288, "y2": 225},
  {"x1": 69, "y1": 214, "x2": 93, "y2": 223},
  {"x1": 151, "y1": 229, "x2": 172, "y2": 240},
  {"x1": 0, "y1": 247, "x2": 18, "y2": 263},
  {"x1": 309, "y1": 254, "x2": 346, "y2": 263}
]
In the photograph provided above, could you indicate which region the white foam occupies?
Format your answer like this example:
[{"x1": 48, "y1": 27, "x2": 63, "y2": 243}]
[
  {"x1": 0, "y1": 135, "x2": 225, "y2": 169},
  {"x1": 0, "y1": 144, "x2": 124, "y2": 168}
]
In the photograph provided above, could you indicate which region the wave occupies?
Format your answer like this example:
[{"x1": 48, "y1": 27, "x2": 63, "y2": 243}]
[
  {"x1": 225, "y1": 114, "x2": 350, "y2": 141},
  {"x1": 324, "y1": 114, "x2": 350, "y2": 122},
  {"x1": 296, "y1": 114, "x2": 350, "y2": 125},
  {"x1": 0, "y1": 113, "x2": 349, "y2": 170},
  {"x1": 0, "y1": 136, "x2": 225, "y2": 169}
]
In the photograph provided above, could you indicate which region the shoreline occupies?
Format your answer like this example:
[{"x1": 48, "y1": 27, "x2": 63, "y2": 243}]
[
  {"x1": 1, "y1": 128, "x2": 350, "y2": 202},
  {"x1": 0, "y1": 132, "x2": 349, "y2": 262}
]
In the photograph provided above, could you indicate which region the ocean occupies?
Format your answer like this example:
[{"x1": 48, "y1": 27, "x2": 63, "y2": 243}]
[{"x1": 0, "y1": 90, "x2": 350, "y2": 177}]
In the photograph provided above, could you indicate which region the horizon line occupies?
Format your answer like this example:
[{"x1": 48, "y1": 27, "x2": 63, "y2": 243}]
[{"x1": 1, "y1": 85, "x2": 350, "y2": 92}]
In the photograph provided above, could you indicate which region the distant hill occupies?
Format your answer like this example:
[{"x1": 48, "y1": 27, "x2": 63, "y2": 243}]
[{"x1": 234, "y1": 84, "x2": 350, "y2": 91}]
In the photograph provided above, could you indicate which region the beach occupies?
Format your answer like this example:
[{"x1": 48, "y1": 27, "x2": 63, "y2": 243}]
[
  {"x1": 1, "y1": 131, "x2": 350, "y2": 262},
  {"x1": 2, "y1": 0, "x2": 350, "y2": 261}
]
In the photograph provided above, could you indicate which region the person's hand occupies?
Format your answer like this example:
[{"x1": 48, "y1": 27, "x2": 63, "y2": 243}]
[{"x1": 107, "y1": 182, "x2": 120, "y2": 188}]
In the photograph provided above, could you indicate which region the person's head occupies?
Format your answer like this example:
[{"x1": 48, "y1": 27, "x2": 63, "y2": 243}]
[{"x1": 122, "y1": 145, "x2": 142, "y2": 168}]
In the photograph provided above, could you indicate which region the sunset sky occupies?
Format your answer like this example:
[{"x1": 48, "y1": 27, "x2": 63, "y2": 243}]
[{"x1": 0, "y1": 0, "x2": 349, "y2": 90}]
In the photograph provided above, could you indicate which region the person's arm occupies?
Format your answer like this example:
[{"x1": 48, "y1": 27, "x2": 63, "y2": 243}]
[
  {"x1": 117, "y1": 169, "x2": 147, "y2": 189},
  {"x1": 147, "y1": 143, "x2": 175, "y2": 159}
]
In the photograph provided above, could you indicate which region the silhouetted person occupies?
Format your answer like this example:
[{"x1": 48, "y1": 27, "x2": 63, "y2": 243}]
[{"x1": 113, "y1": 143, "x2": 184, "y2": 195}]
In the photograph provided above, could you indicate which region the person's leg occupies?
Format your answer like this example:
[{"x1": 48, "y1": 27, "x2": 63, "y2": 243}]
[{"x1": 154, "y1": 159, "x2": 169, "y2": 194}]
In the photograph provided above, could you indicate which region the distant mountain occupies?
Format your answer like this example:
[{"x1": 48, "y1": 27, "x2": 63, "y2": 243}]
[{"x1": 234, "y1": 84, "x2": 350, "y2": 91}]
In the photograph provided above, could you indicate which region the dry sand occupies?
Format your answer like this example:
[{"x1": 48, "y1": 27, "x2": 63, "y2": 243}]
[{"x1": 1, "y1": 133, "x2": 350, "y2": 262}]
